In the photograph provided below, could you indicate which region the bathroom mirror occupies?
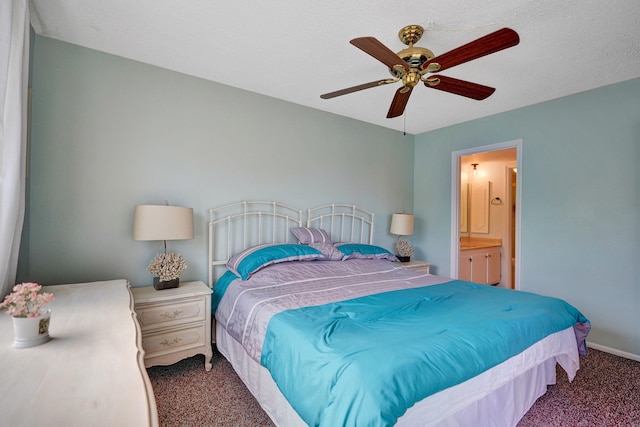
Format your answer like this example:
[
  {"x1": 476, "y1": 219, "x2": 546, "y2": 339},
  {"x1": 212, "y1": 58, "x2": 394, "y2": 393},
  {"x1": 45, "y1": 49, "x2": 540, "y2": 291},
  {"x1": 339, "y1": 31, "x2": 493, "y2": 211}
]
[
  {"x1": 460, "y1": 181, "x2": 490, "y2": 234},
  {"x1": 460, "y1": 183, "x2": 468, "y2": 233}
]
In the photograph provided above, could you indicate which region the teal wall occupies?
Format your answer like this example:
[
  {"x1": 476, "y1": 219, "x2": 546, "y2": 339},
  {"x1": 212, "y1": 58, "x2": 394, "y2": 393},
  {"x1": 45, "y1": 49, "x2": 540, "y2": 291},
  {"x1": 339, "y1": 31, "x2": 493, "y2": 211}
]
[
  {"x1": 23, "y1": 36, "x2": 414, "y2": 287},
  {"x1": 23, "y1": 34, "x2": 639, "y2": 357},
  {"x1": 414, "y1": 78, "x2": 640, "y2": 356}
]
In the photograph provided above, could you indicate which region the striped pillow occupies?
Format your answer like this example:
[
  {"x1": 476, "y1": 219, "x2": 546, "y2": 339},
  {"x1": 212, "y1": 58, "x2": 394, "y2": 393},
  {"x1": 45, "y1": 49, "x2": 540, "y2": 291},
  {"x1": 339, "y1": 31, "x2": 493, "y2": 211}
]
[
  {"x1": 226, "y1": 243, "x2": 323, "y2": 280},
  {"x1": 291, "y1": 227, "x2": 332, "y2": 244}
]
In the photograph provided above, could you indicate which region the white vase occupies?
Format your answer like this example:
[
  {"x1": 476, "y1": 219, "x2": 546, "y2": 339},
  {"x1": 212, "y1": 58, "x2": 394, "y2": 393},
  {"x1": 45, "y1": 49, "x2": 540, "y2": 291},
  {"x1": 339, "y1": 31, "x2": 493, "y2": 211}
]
[{"x1": 12, "y1": 309, "x2": 52, "y2": 348}]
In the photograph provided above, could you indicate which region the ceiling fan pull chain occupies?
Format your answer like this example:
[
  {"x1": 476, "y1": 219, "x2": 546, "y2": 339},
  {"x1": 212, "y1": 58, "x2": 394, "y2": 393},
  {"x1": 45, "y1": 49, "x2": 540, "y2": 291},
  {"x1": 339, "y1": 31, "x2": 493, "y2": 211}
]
[{"x1": 403, "y1": 111, "x2": 406, "y2": 136}]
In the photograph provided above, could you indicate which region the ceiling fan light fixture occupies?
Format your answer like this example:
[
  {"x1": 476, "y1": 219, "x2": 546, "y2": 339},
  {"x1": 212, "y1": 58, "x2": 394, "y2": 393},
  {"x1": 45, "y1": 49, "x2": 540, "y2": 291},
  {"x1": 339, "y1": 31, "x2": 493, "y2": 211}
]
[
  {"x1": 320, "y1": 25, "x2": 519, "y2": 119},
  {"x1": 402, "y1": 72, "x2": 421, "y2": 89},
  {"x1": 390, "y1": 25, "x2": 435, "y2": 78}
]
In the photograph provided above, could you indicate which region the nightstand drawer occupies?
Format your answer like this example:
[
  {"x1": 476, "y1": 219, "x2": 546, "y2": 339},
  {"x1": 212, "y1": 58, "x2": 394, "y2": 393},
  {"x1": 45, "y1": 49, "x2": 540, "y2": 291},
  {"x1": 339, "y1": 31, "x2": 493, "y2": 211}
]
[
  {"x1": 136, "y1": 297, "x2": 206, "y2": 331},
  {"x1": 402, "y1": 260, "x2": 431, "y2": 274},
  {"x1": 141, "y1": 324, "x2": 206, "y2": 358}
]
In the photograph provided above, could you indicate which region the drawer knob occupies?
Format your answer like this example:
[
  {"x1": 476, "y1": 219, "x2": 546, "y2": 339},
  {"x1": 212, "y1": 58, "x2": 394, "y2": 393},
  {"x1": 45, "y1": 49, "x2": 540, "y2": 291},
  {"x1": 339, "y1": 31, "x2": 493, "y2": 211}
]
[
  {"x1": 159, "y1": 337, "x2": 182, "y2": 347},
  {"x1": 161, "y1": 309, "x2": 183, "y2": 319}
]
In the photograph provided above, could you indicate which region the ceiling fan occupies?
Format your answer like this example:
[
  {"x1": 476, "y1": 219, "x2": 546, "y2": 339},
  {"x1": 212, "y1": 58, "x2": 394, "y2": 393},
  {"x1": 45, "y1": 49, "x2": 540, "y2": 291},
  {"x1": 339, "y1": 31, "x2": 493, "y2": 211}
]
[{"x1": 320, "y1": 25, "x2": 520, "y2": 118}]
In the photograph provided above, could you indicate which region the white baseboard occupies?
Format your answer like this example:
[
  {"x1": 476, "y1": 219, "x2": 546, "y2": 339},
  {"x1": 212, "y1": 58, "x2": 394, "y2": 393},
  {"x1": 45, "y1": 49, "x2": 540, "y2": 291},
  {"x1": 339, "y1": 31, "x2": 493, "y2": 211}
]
[{"x1": 587, "y1": 341, "x2": 640, "y2": 362}]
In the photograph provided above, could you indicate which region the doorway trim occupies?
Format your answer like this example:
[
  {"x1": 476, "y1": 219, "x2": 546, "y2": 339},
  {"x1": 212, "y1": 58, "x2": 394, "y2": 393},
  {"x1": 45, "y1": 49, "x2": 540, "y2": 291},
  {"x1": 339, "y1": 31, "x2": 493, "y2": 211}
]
[{"x1": 450, "y1": 139, "x2": 523, "y2": 289}]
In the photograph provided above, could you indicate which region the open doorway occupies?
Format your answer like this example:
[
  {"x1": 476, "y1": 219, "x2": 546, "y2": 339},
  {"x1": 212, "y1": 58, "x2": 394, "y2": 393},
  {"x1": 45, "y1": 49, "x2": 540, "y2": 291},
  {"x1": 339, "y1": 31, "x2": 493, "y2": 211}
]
[{"x1": 450, "y1": 139, "x2": 522, "y2": 289}]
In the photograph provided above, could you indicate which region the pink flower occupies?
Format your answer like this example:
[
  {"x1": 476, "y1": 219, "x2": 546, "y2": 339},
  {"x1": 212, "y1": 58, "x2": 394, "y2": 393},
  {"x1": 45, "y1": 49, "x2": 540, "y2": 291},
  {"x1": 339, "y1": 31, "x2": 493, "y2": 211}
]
[{"x1": 0, "y1": 282, "x2": 54, "y2": 318}]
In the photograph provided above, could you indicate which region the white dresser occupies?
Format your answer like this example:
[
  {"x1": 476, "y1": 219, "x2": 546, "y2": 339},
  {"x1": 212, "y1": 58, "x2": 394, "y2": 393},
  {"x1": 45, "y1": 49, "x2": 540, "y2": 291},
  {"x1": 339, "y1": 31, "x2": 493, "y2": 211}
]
[{"x1": 0, "y1": 280, "x2": 158, "y2": 427}]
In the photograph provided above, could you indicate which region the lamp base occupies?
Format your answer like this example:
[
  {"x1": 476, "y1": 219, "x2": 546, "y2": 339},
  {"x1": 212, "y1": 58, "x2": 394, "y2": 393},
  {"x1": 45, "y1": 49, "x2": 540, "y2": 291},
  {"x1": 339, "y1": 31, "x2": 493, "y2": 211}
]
[
  {"x1": 153, "y1": 277, "x2": 180, "y2": 290},
  {"x1": 397, "y1": 256, "x2": 411, "y2": 263}
]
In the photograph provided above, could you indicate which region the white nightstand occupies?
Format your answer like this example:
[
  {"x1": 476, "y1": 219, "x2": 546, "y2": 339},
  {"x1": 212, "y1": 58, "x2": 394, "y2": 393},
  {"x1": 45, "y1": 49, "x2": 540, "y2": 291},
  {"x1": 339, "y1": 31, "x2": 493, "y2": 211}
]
[
  {"x1": 400, "y1": 260, "x2": 431, "y2": 274},
  {"x1": 132, "y1": 280, "x2": 213, "y2": 371}
]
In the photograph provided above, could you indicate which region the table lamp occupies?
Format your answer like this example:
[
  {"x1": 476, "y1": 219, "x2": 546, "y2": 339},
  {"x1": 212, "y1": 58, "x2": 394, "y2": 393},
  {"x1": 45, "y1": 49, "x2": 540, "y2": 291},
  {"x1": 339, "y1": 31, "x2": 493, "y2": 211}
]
[
  {"x1": 134, "y1": 204, "x2": 194, "y2": 289},
  {"x1": 390, "y1": 212, "x2": 414, "y2": 262}
]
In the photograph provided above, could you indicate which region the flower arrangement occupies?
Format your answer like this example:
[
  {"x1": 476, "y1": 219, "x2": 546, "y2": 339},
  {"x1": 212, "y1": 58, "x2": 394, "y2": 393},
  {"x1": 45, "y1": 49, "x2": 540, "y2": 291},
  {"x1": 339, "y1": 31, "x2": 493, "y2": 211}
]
[
  {"x1": 396, "y1": 239, "x2": 414, "y2": 258},
  {"x1": 147, "y1": 252, "x2": 188, "y2": 282},
  {"x1": 0, "y1": 282, "x2": 54, "y2": 318}
]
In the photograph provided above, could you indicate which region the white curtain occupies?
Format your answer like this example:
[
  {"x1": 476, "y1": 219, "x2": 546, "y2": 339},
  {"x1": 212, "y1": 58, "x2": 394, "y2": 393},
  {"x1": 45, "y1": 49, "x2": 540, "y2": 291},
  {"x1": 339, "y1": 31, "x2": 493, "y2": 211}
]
[{"x1": 0, "y1": 0, "x2": 29, "y2": 297}]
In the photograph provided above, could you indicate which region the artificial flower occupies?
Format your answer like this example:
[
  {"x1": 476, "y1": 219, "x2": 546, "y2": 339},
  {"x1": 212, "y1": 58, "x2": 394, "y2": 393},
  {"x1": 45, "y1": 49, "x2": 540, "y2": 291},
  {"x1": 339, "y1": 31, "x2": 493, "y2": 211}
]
[{"x1": 0, "y1": 282, "x2": 54, "y2": 318}]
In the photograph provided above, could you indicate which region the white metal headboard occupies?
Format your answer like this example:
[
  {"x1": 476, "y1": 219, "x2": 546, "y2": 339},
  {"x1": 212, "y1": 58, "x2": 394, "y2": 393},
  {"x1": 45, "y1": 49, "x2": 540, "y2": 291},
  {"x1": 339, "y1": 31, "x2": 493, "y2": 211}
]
[
  {"x1": 307, "y1": 203, "x2": 374, "y2": 245},
  {"x1": 208, "y1": 201, "x2": 303, "y2": 286},
  {"x1": 208, "y1": 201, "x2": 375, "y2": 287}
]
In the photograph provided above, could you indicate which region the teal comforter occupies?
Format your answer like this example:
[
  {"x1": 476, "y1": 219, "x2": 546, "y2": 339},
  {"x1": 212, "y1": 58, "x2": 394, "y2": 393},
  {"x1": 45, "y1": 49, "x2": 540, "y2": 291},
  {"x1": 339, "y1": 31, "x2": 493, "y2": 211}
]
[{"x1": 260, "y1": 280, "x2": 589, "y2": 427}]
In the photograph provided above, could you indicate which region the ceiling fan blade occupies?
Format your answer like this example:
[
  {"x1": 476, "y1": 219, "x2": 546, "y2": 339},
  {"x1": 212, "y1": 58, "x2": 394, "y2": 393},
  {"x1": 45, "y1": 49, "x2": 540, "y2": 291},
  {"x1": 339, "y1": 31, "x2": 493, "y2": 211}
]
[
  {"x1": 351, "y1": 37, "x2": 410, "y2": 72},
  {"x1": 320, "y1": 79, "x2": 396, "y2": 99},
  {"x1": 422, "y1": 28, "x2": 519, "y2": 73},
  {"x1": 387, "y1": 87, "x2": 413, "y2": 118},
  {"x1": 425, "y1": 75, "x2": 495, "y2": 100}
]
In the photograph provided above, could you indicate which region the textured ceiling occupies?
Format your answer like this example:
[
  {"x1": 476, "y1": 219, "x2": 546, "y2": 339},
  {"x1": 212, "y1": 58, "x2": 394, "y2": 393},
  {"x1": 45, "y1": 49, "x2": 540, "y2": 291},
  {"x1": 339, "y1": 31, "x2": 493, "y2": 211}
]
[{"x1": 29, "y1": 0, "x2": 640, "y2": 135}]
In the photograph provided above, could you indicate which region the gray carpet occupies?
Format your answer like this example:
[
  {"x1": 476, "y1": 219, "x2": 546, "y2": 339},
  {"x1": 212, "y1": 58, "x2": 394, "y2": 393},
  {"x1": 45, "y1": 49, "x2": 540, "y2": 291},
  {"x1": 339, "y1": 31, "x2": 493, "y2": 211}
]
[{"x1": 147, "y1": 348, "x2": 639, "y2": 426}]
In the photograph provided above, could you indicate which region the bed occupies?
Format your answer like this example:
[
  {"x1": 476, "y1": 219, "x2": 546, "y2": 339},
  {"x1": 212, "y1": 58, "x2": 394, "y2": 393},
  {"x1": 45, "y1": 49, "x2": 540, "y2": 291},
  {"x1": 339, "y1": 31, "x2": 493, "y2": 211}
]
[{"x1": 208, "y1": 201, "x2": 590, "y2": 427}]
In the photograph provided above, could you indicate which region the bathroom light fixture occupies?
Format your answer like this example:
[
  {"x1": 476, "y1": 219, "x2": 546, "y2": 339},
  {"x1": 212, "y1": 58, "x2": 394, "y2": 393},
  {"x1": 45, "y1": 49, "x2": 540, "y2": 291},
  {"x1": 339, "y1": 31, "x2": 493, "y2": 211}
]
[{"x1": 471, "y1": 163, "x2": 479, "y2": 177}]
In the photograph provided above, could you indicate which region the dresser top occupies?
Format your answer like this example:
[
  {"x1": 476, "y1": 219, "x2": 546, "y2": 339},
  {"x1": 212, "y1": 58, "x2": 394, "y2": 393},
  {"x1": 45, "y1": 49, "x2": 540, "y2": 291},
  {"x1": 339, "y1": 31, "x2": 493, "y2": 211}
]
[{"x1": 0, "y1": 280, "x2": 158, "y2": 427}]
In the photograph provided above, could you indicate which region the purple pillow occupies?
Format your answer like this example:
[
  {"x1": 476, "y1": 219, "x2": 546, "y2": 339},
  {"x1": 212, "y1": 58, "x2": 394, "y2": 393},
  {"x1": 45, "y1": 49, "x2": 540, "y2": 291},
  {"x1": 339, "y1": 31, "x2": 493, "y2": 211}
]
[{"x1": 291, "y1": 227, "x2": 332, "y2": 244}]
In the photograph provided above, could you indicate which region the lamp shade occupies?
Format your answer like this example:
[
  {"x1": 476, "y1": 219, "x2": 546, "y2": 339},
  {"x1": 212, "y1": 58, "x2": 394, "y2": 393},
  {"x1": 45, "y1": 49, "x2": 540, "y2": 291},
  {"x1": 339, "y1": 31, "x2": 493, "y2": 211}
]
[
  {"x1": 390, "y1": 213, "x2": 414, "y2": 236},
  {"x1": 133, "y1": 205, "x2": 194, "y2": 241}
]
